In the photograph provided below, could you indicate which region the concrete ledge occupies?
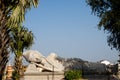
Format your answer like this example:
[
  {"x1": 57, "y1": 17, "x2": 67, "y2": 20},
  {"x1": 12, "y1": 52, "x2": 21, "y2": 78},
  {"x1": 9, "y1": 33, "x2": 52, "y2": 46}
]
[
  {"x1": 24, "y1": 72, "x2": 64, "y2": 80},
  {"x1": 24, "y1": 71, "x2": 64, "y2": 75}
]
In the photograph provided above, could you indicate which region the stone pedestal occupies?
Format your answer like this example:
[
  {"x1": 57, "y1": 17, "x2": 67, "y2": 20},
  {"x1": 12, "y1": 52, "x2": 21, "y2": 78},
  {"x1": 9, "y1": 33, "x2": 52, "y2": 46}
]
[
  {"x1": 24, "y1": 71, "x2": 64, "y2": 80},
  {"x1": 24, "y1": 64, "x2": 64, "y2": 80}
]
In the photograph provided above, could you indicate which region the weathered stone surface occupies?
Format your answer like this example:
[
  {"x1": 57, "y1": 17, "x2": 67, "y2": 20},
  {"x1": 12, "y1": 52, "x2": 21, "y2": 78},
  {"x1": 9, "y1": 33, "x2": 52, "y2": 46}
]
[
  {"x1": 25, "y1": 64, "x2": 39, "y2": 73},
  {"x1": 23, "y1": 50, "x2": 43, "y2": 63}
]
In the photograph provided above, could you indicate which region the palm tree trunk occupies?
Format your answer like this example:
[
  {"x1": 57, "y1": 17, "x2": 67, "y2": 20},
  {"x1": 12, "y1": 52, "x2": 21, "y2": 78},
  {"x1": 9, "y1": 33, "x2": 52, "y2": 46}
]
[
  {"x1": 0, "y1": 28, "x2": 9, "y2": 79},
  {"x1": 0, "y1": 9, "x2": 10, "y2": 80},
  {"x1": 13, "y1": 51, "x2": 23, "y2": 80}
]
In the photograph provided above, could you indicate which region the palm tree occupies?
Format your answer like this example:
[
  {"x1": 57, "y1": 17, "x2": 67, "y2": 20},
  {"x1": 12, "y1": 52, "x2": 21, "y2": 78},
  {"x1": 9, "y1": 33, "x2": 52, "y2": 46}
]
[
  {"x1": 0, "y1": 1, "x2": 14, "y2": 79},
  {"x1": 8, "y1": 0, "x2": 39, "y2": 28},
  {"x1": 0, "y1": 0, "x2": 39, "y2": 79},
  {"x1": 0, "y1": 24, "x2": 11, "y2": 80},
  {"x1": 11, "y1": 26, "x2": 34, "y2": 80}
]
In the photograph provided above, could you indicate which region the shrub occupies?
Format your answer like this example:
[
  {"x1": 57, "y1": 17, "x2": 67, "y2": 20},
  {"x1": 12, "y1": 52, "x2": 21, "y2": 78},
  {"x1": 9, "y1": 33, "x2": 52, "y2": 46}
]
[
  {"x1": 65, "y1": 70, "x2": 82, "y2": 80},
  {"x1": 12, "y1": 71, "x2": 20, "y2": 80}
]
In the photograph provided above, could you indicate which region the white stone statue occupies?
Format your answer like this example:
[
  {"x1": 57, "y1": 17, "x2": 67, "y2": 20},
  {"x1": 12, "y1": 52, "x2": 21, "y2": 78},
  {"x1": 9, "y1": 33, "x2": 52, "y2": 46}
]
[{"x1": 23, "y1": 50, "x2": 64, "y2": 72}]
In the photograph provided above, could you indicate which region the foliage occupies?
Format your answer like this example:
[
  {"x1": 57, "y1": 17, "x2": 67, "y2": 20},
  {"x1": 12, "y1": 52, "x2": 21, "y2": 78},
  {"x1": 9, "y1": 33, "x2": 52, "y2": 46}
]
[
  {"x1": 0, "y1": 25, "x2": 10, "y2": 79},
  {"x1": 11, "y1": 26, "x2": 34, "y2": 80},
  {"x1": 0, "y1": 1, "x2": 12, "y2": 78},
  {"x1": 0, "y1": 0, "x2": 39, "y2": 79},
  {"x1": 12, "y1": 71, "x2": 20, "y2": 80},
  {"x1": 86, "y1": 0, "x2": 120, "y2": 51},
  {"x1": 11, "y1": 26, "x2": 34, "y2": 51},
  {"x1": 65, "y1": 70, "x2": 82, "y2": 80}
]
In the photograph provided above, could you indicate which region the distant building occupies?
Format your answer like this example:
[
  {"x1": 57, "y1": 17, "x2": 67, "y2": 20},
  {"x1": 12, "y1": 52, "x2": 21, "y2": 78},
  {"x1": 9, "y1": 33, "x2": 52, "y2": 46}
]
[
  {"x1": 6, "y1": 63, "x2": 13, "y2": 80},
  {"x1": 100, "y1": 60, "x2": 113, "y2": 65}
]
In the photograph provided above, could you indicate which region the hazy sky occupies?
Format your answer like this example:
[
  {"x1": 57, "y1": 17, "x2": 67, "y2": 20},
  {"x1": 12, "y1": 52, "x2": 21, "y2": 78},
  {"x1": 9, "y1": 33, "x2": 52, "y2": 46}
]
[{"x1": 24, "y1": 0, "x2": 118, "y2": 63}]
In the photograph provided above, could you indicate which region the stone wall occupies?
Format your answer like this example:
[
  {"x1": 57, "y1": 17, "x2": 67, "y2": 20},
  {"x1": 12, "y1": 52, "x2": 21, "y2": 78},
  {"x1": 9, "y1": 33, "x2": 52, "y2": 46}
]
[{"x1": 24, "y1": 72, "x2": 64, "y2": 80}]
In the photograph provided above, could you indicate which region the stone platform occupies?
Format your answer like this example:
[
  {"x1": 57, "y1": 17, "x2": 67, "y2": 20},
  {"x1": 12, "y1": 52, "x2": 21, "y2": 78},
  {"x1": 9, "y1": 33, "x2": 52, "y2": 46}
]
[{"x1": 24, "y1": 71, "x2": 64, "y2": 80}]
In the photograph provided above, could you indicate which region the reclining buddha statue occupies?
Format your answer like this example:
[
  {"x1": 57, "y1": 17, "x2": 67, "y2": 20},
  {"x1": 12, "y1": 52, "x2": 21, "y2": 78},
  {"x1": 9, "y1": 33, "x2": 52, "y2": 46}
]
[{"x1": 23, "y1": 50, "x2": 64, "y2": 72}]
